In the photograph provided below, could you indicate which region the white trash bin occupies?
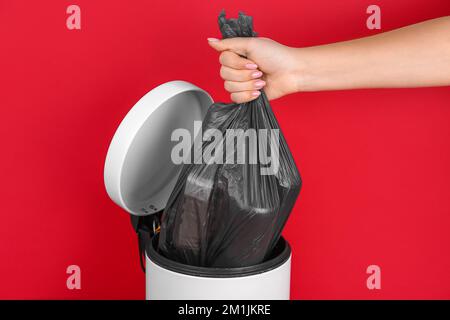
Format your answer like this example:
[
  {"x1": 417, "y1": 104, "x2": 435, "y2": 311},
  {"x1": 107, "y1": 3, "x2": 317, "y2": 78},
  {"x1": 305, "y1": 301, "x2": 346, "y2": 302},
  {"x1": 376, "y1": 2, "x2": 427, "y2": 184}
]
[{"x1": 104, "y1": 80, "x2": 292, "y2": 300}]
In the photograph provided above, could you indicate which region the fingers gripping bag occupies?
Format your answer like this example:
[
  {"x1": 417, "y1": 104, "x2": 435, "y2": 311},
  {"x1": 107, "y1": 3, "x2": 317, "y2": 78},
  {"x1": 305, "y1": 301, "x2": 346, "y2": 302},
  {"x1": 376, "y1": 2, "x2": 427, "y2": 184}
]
[{"x1": 158, "y1": 11, "x2": 301, "y2": 268}]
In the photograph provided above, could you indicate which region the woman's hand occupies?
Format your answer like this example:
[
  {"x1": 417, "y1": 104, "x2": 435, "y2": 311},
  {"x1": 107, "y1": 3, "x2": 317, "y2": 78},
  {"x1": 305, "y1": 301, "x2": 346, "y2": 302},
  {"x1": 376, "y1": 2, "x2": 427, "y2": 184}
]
[
  {"x1": 209, "y1": 16, "x2": 450, "y2": 103},
  {"x1": 208, "y1": 37, "x2": 301, "y2": 103}
]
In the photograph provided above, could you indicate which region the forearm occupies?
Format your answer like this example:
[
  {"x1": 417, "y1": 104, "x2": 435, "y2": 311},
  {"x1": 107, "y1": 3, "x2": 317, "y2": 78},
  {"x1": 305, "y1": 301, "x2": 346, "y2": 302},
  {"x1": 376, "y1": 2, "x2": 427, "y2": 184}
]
[{"x1": 295, "y1": 16, "x2": 450, "y2": 92}]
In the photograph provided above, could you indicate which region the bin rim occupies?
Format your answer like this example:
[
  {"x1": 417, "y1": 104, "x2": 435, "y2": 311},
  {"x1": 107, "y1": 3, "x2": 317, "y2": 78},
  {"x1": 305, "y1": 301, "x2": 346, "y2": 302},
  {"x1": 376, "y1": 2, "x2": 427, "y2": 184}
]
[{"x1": 146, "y1": 234, "x2": 291, "y2": 278}]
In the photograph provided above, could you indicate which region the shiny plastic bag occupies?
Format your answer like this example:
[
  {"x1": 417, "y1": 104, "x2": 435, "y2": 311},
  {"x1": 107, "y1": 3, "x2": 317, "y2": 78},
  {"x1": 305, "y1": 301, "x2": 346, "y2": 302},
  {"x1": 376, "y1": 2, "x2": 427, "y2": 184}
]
[{"x1": 158, "y1": 11, "x2": 301, "y2": 268}]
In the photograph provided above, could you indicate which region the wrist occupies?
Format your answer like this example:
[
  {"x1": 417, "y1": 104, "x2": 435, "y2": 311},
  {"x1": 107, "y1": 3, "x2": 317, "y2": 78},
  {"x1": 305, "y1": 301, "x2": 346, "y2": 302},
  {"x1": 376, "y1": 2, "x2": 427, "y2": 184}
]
[{"x1": 291, "y1": 47, "x2": 315, "y2": 93}]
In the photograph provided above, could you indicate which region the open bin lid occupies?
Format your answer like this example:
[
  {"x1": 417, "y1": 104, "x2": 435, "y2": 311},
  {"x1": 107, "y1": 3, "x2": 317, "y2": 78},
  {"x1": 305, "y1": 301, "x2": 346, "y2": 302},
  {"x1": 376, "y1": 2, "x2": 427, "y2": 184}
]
[{"x1": 104, "y1": 80, "x2": 213, "y2": 216}]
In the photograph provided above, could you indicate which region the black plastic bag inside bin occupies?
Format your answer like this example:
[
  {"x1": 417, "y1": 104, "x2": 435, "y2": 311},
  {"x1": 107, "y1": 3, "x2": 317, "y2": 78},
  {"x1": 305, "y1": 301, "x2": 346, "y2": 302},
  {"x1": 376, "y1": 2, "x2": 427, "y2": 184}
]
[{"x1": 158, "y1": 11, "x2": 301, "y2": 268}]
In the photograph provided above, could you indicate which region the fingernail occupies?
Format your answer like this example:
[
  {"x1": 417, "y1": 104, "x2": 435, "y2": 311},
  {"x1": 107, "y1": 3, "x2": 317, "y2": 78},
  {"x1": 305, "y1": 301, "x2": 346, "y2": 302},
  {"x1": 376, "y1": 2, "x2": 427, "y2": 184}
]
[
  {"x1": 252, "y1": 91, "x2": 261, "y2": 97},
  {"x1": 254, "y1": 80, "x2": 266, "y2": 88},
  {"x1": 252, "y1": 71, "x2": 263, "y2": 78},
  {"x1": 245, "y1": 63, "x2": 258, "y2": 70},
  {"x1": 207, "y1": 37, "x2": 219, "y2": 42}
]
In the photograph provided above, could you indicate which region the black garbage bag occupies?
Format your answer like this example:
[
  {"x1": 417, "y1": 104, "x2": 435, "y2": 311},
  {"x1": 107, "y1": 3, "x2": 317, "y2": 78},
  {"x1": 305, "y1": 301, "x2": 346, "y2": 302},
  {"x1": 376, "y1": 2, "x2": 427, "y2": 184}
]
[{"x1": 158, "y1": 11, "x2": 301, "y2": 268}]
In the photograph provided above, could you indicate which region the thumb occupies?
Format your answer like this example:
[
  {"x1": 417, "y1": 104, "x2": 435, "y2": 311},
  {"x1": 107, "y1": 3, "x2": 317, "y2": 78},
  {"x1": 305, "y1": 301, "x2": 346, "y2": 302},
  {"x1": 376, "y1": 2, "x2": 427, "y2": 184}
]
[{"x1": 207, "y1": 37, "x2": 252, "y2": 57}]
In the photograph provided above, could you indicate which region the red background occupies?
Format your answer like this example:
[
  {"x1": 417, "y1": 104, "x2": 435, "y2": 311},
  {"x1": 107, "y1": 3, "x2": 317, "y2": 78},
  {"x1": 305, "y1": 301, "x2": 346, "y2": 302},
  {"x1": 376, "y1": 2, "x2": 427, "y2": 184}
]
[{"x1": 0, "y1": 0, "x2": 449, "y2": 299}]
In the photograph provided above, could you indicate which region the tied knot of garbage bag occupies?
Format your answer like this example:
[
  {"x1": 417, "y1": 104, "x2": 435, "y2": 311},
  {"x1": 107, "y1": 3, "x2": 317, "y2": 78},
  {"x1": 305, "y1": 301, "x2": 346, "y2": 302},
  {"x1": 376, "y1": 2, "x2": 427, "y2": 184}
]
[
  {"x1": 157, "y1": 11, "x2": 302, "y2": 268},
  {"x1": 219, "y1": 10, "x2": 258, "y2": 38}
]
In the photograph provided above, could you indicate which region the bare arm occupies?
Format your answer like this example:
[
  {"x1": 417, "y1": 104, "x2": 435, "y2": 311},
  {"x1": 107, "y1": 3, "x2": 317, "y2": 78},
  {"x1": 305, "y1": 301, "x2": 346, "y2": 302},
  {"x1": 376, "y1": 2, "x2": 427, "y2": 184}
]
[{"x1": 299, "y1": 16, "x2": 450, "y2": 91}]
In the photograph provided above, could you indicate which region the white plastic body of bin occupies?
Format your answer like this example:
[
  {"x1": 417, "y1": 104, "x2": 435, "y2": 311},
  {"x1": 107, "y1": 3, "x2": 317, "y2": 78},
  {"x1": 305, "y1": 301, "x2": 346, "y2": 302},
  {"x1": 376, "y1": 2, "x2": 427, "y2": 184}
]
[{"x1": 145, "y1": 236, "x2": 291, "y2": 300}]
